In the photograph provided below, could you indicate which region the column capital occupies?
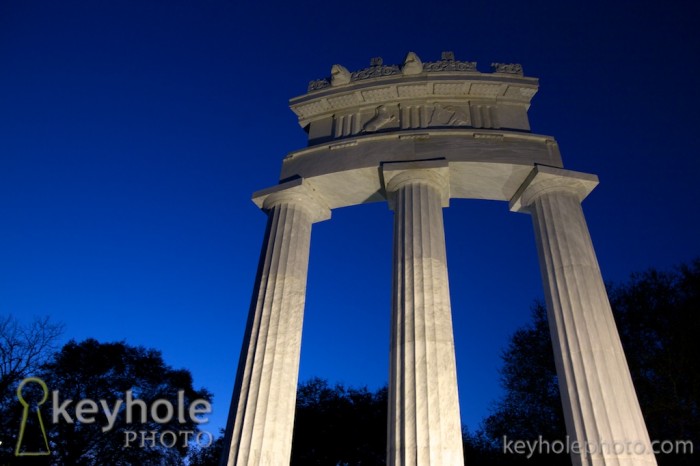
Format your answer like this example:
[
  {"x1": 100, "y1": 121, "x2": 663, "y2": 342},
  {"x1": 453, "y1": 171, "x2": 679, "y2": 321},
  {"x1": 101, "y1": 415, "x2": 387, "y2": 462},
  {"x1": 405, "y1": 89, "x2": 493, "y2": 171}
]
[
  {"x1": 252, "y1": 178, "x2": 331, "y2": 223},
  {"x1": 509, "y1": 165, "x2": 599, "y2": 213},
  {"x1": 382, "y1": 159, "x2": 450, "y2": 210}
]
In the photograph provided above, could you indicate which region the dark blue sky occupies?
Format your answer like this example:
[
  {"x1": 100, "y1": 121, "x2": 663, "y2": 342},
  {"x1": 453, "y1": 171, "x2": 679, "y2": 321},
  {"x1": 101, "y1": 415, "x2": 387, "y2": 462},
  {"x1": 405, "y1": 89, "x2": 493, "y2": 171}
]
[{"x1": 2, "y1": 0, "x2": 699, "y2": 435}]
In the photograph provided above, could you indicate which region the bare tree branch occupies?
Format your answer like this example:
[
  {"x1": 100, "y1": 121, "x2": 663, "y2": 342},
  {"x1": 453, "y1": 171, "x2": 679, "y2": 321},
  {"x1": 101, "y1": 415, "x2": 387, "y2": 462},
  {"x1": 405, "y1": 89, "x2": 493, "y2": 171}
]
[{"x1": 0, "y1": 314, "x2": 64, "y2": 397}]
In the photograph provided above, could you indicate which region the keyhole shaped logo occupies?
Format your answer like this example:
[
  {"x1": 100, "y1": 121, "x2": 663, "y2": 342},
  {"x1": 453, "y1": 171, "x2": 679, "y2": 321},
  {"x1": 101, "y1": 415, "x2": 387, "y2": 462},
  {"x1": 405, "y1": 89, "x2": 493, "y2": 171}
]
[{"x1": 15, "y1": 377, "x2": 51, "y2": 456}]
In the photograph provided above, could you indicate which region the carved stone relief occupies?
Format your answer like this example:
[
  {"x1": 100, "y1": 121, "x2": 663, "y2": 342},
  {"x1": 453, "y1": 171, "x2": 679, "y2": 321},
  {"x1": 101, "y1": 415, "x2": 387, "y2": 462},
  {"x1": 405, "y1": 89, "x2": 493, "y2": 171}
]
[
  {"x1": 402, "y1": 52, "x2": 423, "y2": 76},
  {"x1": 362, "y1": 105, "x2": 398, "y2": 132},
  {"x1": 334, "y1": 101, "x2": 498, "y2": 138},
  {"x1": 490, "y1": 63, "x2": 524, "y2": 75},
  {"x1": 429, "y1": 104, "x2": 470, "y2": 126},
  {"x1": 331, "y1": 64, "x2": 352, "y2": 86},
  {"x1": 470, "y1": 104, "x2": 499, "y2": 129},
  {"x1": 334, "y1": 112, "x2": 362, "y2": 138}
]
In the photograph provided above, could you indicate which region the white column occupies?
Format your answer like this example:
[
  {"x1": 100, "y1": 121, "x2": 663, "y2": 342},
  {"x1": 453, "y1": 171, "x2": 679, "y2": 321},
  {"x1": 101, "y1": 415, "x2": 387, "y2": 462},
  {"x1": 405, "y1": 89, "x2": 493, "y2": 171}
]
[
  {"x1": 221, "y1": 179, "x2": 330, "y2": 466},
  {"x1": 511, "y1": 165, "x2": 657, "y2": 466},
  {"x1": 383, "y1": 160, "x2": 464, "y2": 466}
]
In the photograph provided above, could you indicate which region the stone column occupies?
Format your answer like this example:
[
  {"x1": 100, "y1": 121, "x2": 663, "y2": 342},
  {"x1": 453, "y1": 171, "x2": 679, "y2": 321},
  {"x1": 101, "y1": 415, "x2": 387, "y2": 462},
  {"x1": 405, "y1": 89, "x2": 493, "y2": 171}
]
[
  {"x1": 383, "y1": 160, "x2": 464, "y2": 466},
  {"x1": 221, "y1": 179, "x2": 330, "y2": 466},
  {"x1": 510, "y1": 165, "x2": 657, "y2": 466}
]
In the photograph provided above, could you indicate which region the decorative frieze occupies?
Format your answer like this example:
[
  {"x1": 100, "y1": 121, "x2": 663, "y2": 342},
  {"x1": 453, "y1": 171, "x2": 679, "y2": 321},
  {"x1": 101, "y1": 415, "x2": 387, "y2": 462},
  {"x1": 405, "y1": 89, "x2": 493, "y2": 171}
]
[
  {"x1": 333, "y1": 101, "x2": 499, "y2": 137},
  {"x1": 423, "y1": 60, "x2": 477, "y2": 72},
  {"x1": 469, "y1": 83, "x2": 504, "y2": 97},
  {"x1": 307, "y1": 52, "x2": 521, "y2": 92},
  {"x1": 363, "y1": 105, "x2": 399, "y2": 132},
  {"x1": 352, "y1": 57, "x2": 401, "y2": 81},
  {"x1": 397, "y1": 84, "x2": 429, "y2": 97},
  {"x1": 434, "y1": 82, "x2": 470, "y2": 95},
  {"x1": 308, "y1": 79, "x2": 331, "y2": 91},
  {"x1": 295, "y1": 52, "x2": 536, "y2": 141},
  {"x1": 491, "y1": 62, "x2": 524, "y2": 75},
  {"x1": 422, "y1": 50, "x2": 477, "y2": 72},
  {"x1": 361, "y1": 86, "x2": 398, "y2": 102},
  {"x1": 470, "y1": 103, "x2": 498, "y2": 129}
]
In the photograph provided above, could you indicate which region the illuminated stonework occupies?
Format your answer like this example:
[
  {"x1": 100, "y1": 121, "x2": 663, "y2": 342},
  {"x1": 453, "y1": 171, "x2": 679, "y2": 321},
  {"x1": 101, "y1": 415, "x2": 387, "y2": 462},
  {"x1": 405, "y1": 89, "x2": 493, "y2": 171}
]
[{"x1": 221, "y1": 52, "x2": 658, "y2": 466}]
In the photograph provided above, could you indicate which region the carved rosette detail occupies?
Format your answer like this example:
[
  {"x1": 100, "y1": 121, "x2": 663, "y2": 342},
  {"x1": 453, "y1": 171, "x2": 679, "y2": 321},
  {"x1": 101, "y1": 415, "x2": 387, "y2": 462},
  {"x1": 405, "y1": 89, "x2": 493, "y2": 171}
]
[
  {"x1": 308, "y1": 79, "x2": 331, "y2": 91},
  {"x1": 491, "y1": 63, "x2": 524, "y2": 75},
  {"x1": 352, "y1": 64, "x2": 401, "y2": 81},
  {"x1": 422, "y1": 60, "x2": 477, "y2": 72}
]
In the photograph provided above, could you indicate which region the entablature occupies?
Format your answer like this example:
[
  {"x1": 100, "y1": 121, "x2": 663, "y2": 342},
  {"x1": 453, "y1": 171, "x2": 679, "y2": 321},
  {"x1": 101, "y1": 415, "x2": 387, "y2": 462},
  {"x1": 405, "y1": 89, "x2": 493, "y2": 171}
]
[{"x1": 289, "y1": 52, "x2": 539, "y2": 146}]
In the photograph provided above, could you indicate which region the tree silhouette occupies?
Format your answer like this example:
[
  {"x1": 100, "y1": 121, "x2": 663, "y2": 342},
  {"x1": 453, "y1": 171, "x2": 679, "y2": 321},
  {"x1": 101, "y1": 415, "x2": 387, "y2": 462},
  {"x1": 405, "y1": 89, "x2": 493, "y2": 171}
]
[
  {"x1": 188, "y1": 431, "x2": 224, "y2": 466},
  {"x1": 37, "y1": 339, "x2": 212, "y2": 466},
  {"x1": 291, "y1": 377, "x2": 387, "y2": 466},
  {"x1": 476, "y1": 302, "x2": 567, "y2": 465},
  {"x1": 480, "y1": 259, "x2": 700, "y2": 466},
  {"x1": 196, "y1": 260, "x2": 700, "y2": 466},
  {"x1": 194, "y1": 378, "x2": 387, "y2": 466},
  {"x1": 610, "y1": 260, "x2": 700, "y2": 465},
  {"x1": 0, "y1": 315, "x2": 63, "y2": 463}
]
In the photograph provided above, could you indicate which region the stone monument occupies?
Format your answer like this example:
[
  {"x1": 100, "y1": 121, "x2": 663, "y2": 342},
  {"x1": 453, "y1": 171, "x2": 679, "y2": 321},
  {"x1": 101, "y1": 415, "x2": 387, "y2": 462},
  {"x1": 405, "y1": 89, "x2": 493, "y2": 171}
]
[{"x1": 221, "y1": 52, "x2": 657, "y2": 466}]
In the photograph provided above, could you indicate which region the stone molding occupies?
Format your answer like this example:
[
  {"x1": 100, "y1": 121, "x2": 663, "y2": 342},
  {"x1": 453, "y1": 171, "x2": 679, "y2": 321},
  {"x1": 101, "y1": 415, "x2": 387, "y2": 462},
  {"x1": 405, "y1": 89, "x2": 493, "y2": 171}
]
[
  {"x1": 293, "y1": 78, "x2": 537, "y2": 123},
  {"x1": 509, "y1": 165, "x2": 599, "y2": 213},
  {"x1": 253, "y1": 178, "x2": 331, "y2": 223},
  {"x1": 382, "y1": 159, "x2": 450, "y2": 209},
  {"x1": 293, "y1": 53, "x2": 538, "y2": 135}
]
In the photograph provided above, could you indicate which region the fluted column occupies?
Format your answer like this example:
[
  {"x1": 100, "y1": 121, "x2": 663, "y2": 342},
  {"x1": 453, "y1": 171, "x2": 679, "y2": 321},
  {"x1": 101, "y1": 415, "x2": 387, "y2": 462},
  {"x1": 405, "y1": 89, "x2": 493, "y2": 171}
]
[
  {"x1": 383, "y1": 160, "x2": 464, "y2": 466},
  {"x1": 511, "y1": 165, "x2": 656, "y2": 466},
  {"x1": 221, "y1": 179, "x2": 330, "y2": 466}
]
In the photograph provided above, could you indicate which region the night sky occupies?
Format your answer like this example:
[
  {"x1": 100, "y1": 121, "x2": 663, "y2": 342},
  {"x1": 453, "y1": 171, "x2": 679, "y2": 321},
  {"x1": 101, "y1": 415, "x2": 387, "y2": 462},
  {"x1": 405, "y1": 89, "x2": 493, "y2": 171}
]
[{"x1": 2, "y1": 0, "x2": 699, "y2": 436}]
